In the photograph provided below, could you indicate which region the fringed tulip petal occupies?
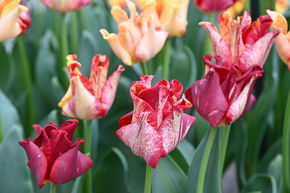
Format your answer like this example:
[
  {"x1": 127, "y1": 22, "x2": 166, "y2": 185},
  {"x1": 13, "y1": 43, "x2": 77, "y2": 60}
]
[
  {"x1": 19, "y1": 139, "x2": 48, "y2": 187},
  {"x1": 50, "y1": 139, "x2": 93, "y2": 184},
  {"x1": 117, "y1": 76, "x2": 195, "y2": 168}
]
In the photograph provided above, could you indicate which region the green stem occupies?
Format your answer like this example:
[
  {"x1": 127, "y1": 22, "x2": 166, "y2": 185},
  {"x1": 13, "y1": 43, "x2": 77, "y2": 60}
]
[
  {"x1": 142, "y1": 62, "x2": 150, "y2": 75},
  {"x1": 80, "y1": 9, "x2": 89, "y2": 30},
  {"x1": 71, "y1": 12, "x2": 78, "y2": 54},
  {"x1": 197, "y1": 127, "x2": 218, "y2": 193},
  {"x1": 283, "y1": 89, "x2": 290, "y2": 193},
  {"x1": 58, "y1": 14, "x2": 69, "y2": 89},
  {"x1": 17, "y1": 37, "x2": 35, "y2": 135},
  {"x1": 219, "y1": 125, "x2": 231, "y2": 177},
  {"x1": 50, "y1": 183, "x2": 56, "y2": 193},
  {"x1": 143, "y1": 164, "x2": 153, "y2": 193},
  {"x1": 84, "y1": 120, "x2": 92, "y2": 193},
  {"x1": 162, "y1": 39, "x2": 171, "y2": 80},
  {"x1": 203, "y1": 14, "x2": 215, "y2": 55}
]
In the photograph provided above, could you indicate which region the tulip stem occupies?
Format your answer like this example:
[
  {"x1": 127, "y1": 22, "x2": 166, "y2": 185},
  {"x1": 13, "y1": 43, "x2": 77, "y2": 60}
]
[
  {"x1": 71, "y1": 12, "x2": 78, "y2": 54},
  {"x1": 17, "y1": 37, "x2": 35, "y2": 136},
  {"x1": 162, "y1": 39, "x2": 171, "y2": 80},
  {"x1": 84, "y1": 120, "x2": 92, "y2": 193},
  {"x1": 219, "y1": 125, "x2": 231, "y2": 177},
  {"x1": 196, "y1": 127, "x2": 217, "y2": 193},
  {"x1": 283, "y1": 89, "x2": 290, "y2": 193},
  {"x1": 143, "y1": 164, "x2": 153, "y2": 193},
  {"x1": 50, "y1": 183, "x2": 56, "y2": 193},
  {"x1": 142, "y1": 62, "x2": 150, "y2": 75},
  {"x1": 58, "y1": 14, "x2": 69, "y2": 89}
]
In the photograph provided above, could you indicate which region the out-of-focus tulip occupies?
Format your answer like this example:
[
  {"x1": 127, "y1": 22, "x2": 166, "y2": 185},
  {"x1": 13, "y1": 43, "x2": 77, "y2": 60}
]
[
  {"x1": 108, "y1": 0, "x2": 126, "y2": 8},
  {"x1": 276, "y1": 0, "x2": 288, "y2": 14},
  {"x1": 116, "y1": 75, "x2": 196, "y2": 168},
  {"x1": 194, "y1": 0, "x2": 238, "y2": 12},
  {"x1": 19, "y1": 120, "x2": 93, "y2": 187},
  {"x1": 0, "y1": 0, "x2": 29, "y2": 41},
  {"x1": 58, "y1": 54, "x2": 124, "y2": 120},
  {"x1": 18, "y1": 7, "x2": 31, "y2": 34},
  {"x1": 186, "y1": 10, "x2": 279, "y2": 127},
  {"x1": 267, "y1": 10, "x2": 290, "y2": 69},
  {"x1": 154, "y1": 0, "x2": 190, "y2": 37},
  {"x1": 100, "y1": 0, "x2": 168, "y2": 66},
  {"x1": 227, "y1": 0, "x2": 245, "y2": 17},
  {"x1": 41, "y1": 0, "x2": 91, "y2": 13}
]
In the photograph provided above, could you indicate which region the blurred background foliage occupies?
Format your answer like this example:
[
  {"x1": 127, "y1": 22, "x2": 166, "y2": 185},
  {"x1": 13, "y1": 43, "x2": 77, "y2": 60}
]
[{"x1": 1, "y1": 0, "x2": 290, "y2": 193}]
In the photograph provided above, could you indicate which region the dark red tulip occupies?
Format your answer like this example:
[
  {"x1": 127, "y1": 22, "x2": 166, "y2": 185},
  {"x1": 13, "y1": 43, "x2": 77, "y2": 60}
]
[
  {"x1": 19, "y1": 119, "x2": 93, "y2": 187},
  {"x1": 116, "y1": 75, "x2": 196, "y2": 168}
]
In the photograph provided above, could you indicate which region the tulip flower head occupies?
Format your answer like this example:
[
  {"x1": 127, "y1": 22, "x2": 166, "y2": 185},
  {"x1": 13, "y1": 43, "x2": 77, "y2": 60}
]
[
  {"x1": 267, "y1": 10, "x2": 290, "y2": 70},
  {"x1": 0, "y1": 0, "x2": 29, "y2": 42},
  {"x1": 186, "y1": 10, "x2": 280, "y2": 127},
  {"x1": 58, "y1": 54, "x2": 124, "y2": 120},
  {"x1": 276, "y1": 0, "x2": 288, "y2": 14},
  {"x1": 100, "y1": 0, "x2": 168, "y2": 66},
  {"x1": 154, "y1": 0, "x2": 190, "y2": 37},
  {"x1": 194, "y1": 0, "x2": 238, "y2": 12},
  {"x1": 116, "y1": 75, "x2": 196, "y2": 168},
  {"x1": 41, "y1": 0, "x2": 91, "y2": 13},
  {"x1": 19, "y1": 120, "x2": 93, "y2": 187}
]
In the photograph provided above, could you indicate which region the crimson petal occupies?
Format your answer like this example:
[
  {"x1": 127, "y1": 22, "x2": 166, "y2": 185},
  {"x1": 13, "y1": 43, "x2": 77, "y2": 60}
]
[
  {"x1": 50, "y1": 139, "x2": 93, "y2": 184},
  {"x1": 19, "y1": 139, "x2": 48, "y2": 187}
]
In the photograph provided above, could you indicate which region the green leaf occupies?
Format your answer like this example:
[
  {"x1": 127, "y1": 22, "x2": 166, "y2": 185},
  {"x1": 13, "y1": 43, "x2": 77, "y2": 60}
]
[
  {"x1": 0, "y1": 125, "x2": 33, "y2": 193},
  {"x1": 268, "y1": 155, "x2": 283, "y2": 193},
  {"x1": 0, "y1": 44, "x2": 12, "y2": 92},
  {"x1": 152, "y1": 156, "x2": 187, "y2": 193},
  {"x1": 94, "y1": 147, "x2": 130, "y2": 193},
  {"x1": 242, "y1": 174, "x2": 277, "y2": 193},
  {"x1": 187, "y1": 127, "x2": 222, "y2": 193},
  {"x1": 0, "y1": 90, "x2": 21, "y2": 137}
]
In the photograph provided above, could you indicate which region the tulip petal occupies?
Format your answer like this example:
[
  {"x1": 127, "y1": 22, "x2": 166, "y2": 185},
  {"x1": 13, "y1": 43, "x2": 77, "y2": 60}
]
[
  {"x1": 195, "y1": 0, "x2": 237, "y2": 12},
  {"x1": 119, "y1": 112, "x2": 133, "y2": 128},
  {"x1": 19, "y1": 139, "x2": 48, "y2": 187},
  {"x1": 100, "y1": 29, "x2": 134, "y2": 65},
  {"x1": 99, "y1": 65, "x2": 125, "y2": 116},
  {"x1": 50, "y1": 139, "x2": 93, "y2": 184},
  {"x1": 199, "y1": 21, "x2": 231, "y2": 68},
  {"x1": 0, "y1": 5, "x2": 27, "y2": 41},
  {"x1": 59, "y1": 119, "x2": 78, "y2": 140},
  {"x1": 275, "y1": 33, "x2": 290, "y2": 68},
  {"x1": 240, "y1": 29, "x2": 280, "y2": 71},
  {"x1": 186, "y1": 70, "x2": 228, "y2": 127},
  {"x1": 116, "y1": 115, "x2": 164, "y2": 168},
  {"x1": 225, "y1": 77, "x2": 255, "y2": 124}
]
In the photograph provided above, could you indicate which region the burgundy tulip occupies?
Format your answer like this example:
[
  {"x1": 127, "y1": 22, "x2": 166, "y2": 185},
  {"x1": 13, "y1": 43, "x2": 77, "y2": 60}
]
[
  {"x1": 19, "y1": 119, "x2": 93, "y2": 187},
  {"x1": 116, "y1": 75, "x2": 196, "y2": 168},
  {"x1": 186, "y1": 11, "x2": 279, "y2": 127}
]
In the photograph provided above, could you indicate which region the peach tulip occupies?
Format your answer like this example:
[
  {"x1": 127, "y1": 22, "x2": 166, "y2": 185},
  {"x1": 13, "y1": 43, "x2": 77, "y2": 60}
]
[
  {"x1": 267, "y1": 10, "x2": 290, "y2": 69},
  {"x1": 0, "y1": 0, "x2": 29, "y2": 42},
  {"x1": 100, "y1": 0, "x2": 168, "y2": 66}
]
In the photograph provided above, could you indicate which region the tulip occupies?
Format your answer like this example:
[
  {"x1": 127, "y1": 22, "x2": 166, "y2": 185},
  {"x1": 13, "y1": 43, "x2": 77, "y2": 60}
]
[
  {"x1": 116, "y1": 75, "x2": 196, "y2": 168},
  {"x1": 155, "y1": 0, "x2": 190, "y2": 37},
  {"x1": 267, "y1": 10, "x2": 290, "y2": 69},
  {"x1": 41, "y1": 0, "x2": 91, "y2": 13},
  {"x1": 186, "y1": 10, "x2": 279, "y2": 127},
  {"x1": 100, "y1": 0, "x2": 168, "y2": 66},
  {"x1": 194, "y1": 0, "x2": 238, "y2": 12},
  {"x1": 276, "y1": 0, "x2": 288, "y2": 14},
  {"x1": 227, "y1": 0, "x2": 245, "y2": 17},
  {"x1": 0, "y1": 0, "x2": 29, "y2": 42},
  {"x1": 19, "y1": 119, "x2": 93, "y2": 187},
  {"x1": 58, "y1": 54, "x2": 124, "y2": 120},
  {"x1": 18, "y1": 6, "x2": 31, "y2": 35}
]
